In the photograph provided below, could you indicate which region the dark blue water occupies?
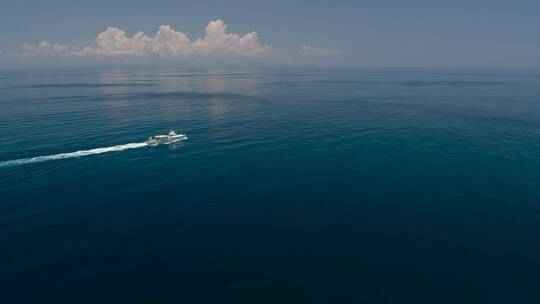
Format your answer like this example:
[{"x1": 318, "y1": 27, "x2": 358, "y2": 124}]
[{"x1": 1, "y1": 68, "x2": 540, "y2": 303}]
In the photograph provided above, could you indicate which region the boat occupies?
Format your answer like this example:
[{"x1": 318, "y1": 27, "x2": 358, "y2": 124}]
[{"x1": 147, "y1": 130, "x2": 188, "y2": 146}]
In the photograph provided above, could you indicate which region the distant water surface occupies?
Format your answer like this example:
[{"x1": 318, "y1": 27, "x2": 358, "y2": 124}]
[{"x1": 1, "y1": 68, "x2": 540, "y2": 303}]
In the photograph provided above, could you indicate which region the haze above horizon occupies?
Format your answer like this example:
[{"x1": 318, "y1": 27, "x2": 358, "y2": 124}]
[{"x1": 1, "y1": 0, "x2": 539, "y2": 68}]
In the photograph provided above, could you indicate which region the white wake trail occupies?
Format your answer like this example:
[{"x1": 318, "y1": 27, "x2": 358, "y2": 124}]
[{"x1": 0, "y1": 142, "x2": 148, "y2": 168}]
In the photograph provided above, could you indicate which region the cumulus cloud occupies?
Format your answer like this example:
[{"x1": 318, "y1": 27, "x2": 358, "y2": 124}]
[
  {"x1": 19, "y1": 41, "x2": 74, "y2": 56},
  {"x1": 151, "y1": 25, "x2": 192, "y2": 57},
  {"x1": 191, "y1": 20, "x2": 270, "y2": 56},
  {"x1": 16, "y1": 20, "x2": 271, "y2": 58},
  {"x1": 83, "y1": 27, "x2": 153, "y2": 56},
  {"x1": 299, "y1": 45, "x2": 341, "y2": 56}
]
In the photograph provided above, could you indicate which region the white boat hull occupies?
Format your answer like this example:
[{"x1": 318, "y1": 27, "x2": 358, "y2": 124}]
[{"x1": 147, "y1": 131, "x2": 188, "y2": 146}]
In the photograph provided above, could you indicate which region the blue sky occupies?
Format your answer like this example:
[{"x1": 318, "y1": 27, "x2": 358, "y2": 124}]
[{"x1": 1, "y1": 0, "x2": 539, "y2": 68}]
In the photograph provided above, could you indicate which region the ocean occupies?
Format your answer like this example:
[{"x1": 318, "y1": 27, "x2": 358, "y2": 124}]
[{"x1": 1, "y1": 68, "x2": 540, "y2": 303}]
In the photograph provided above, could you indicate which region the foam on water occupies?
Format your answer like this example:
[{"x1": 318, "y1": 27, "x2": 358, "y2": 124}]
[{"x1": 0, "y1": 142, "x2": 148, "y2": 167}]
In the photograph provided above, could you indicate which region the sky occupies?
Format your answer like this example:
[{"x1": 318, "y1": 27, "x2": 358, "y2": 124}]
[{"x1": 1, "y1": 0, "x2": 539, "y2": 68}]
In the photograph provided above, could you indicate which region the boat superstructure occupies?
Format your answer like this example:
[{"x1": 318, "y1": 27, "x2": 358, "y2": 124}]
[{"x1": 147, "y1": 130, "x2": 188, "y2": 146}]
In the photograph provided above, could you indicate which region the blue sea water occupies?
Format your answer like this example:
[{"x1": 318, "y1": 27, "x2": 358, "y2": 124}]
[{"x1": 1, "y1": 68, "x2": 540, "y2": 303}]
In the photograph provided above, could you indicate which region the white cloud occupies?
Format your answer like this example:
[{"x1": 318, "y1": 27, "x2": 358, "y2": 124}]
[
  {"x1": 85, "y1": 27, "x2": 152, "y2": 56},
  {"x1": 151, "y1": 25, "x2": 192, "y2": 57},
  {"x1": 299, "y1": 45, "x2": 341, "y2": 56},
  {"x1": 191, "y1": 20, "x2": 271, "y2": 56},
  {"x1": 19, "y1": 41, "x2": 74, "y2": 56},
  {"x1": 17, "y1": 20, "x2": 271, "y2": 58}
]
